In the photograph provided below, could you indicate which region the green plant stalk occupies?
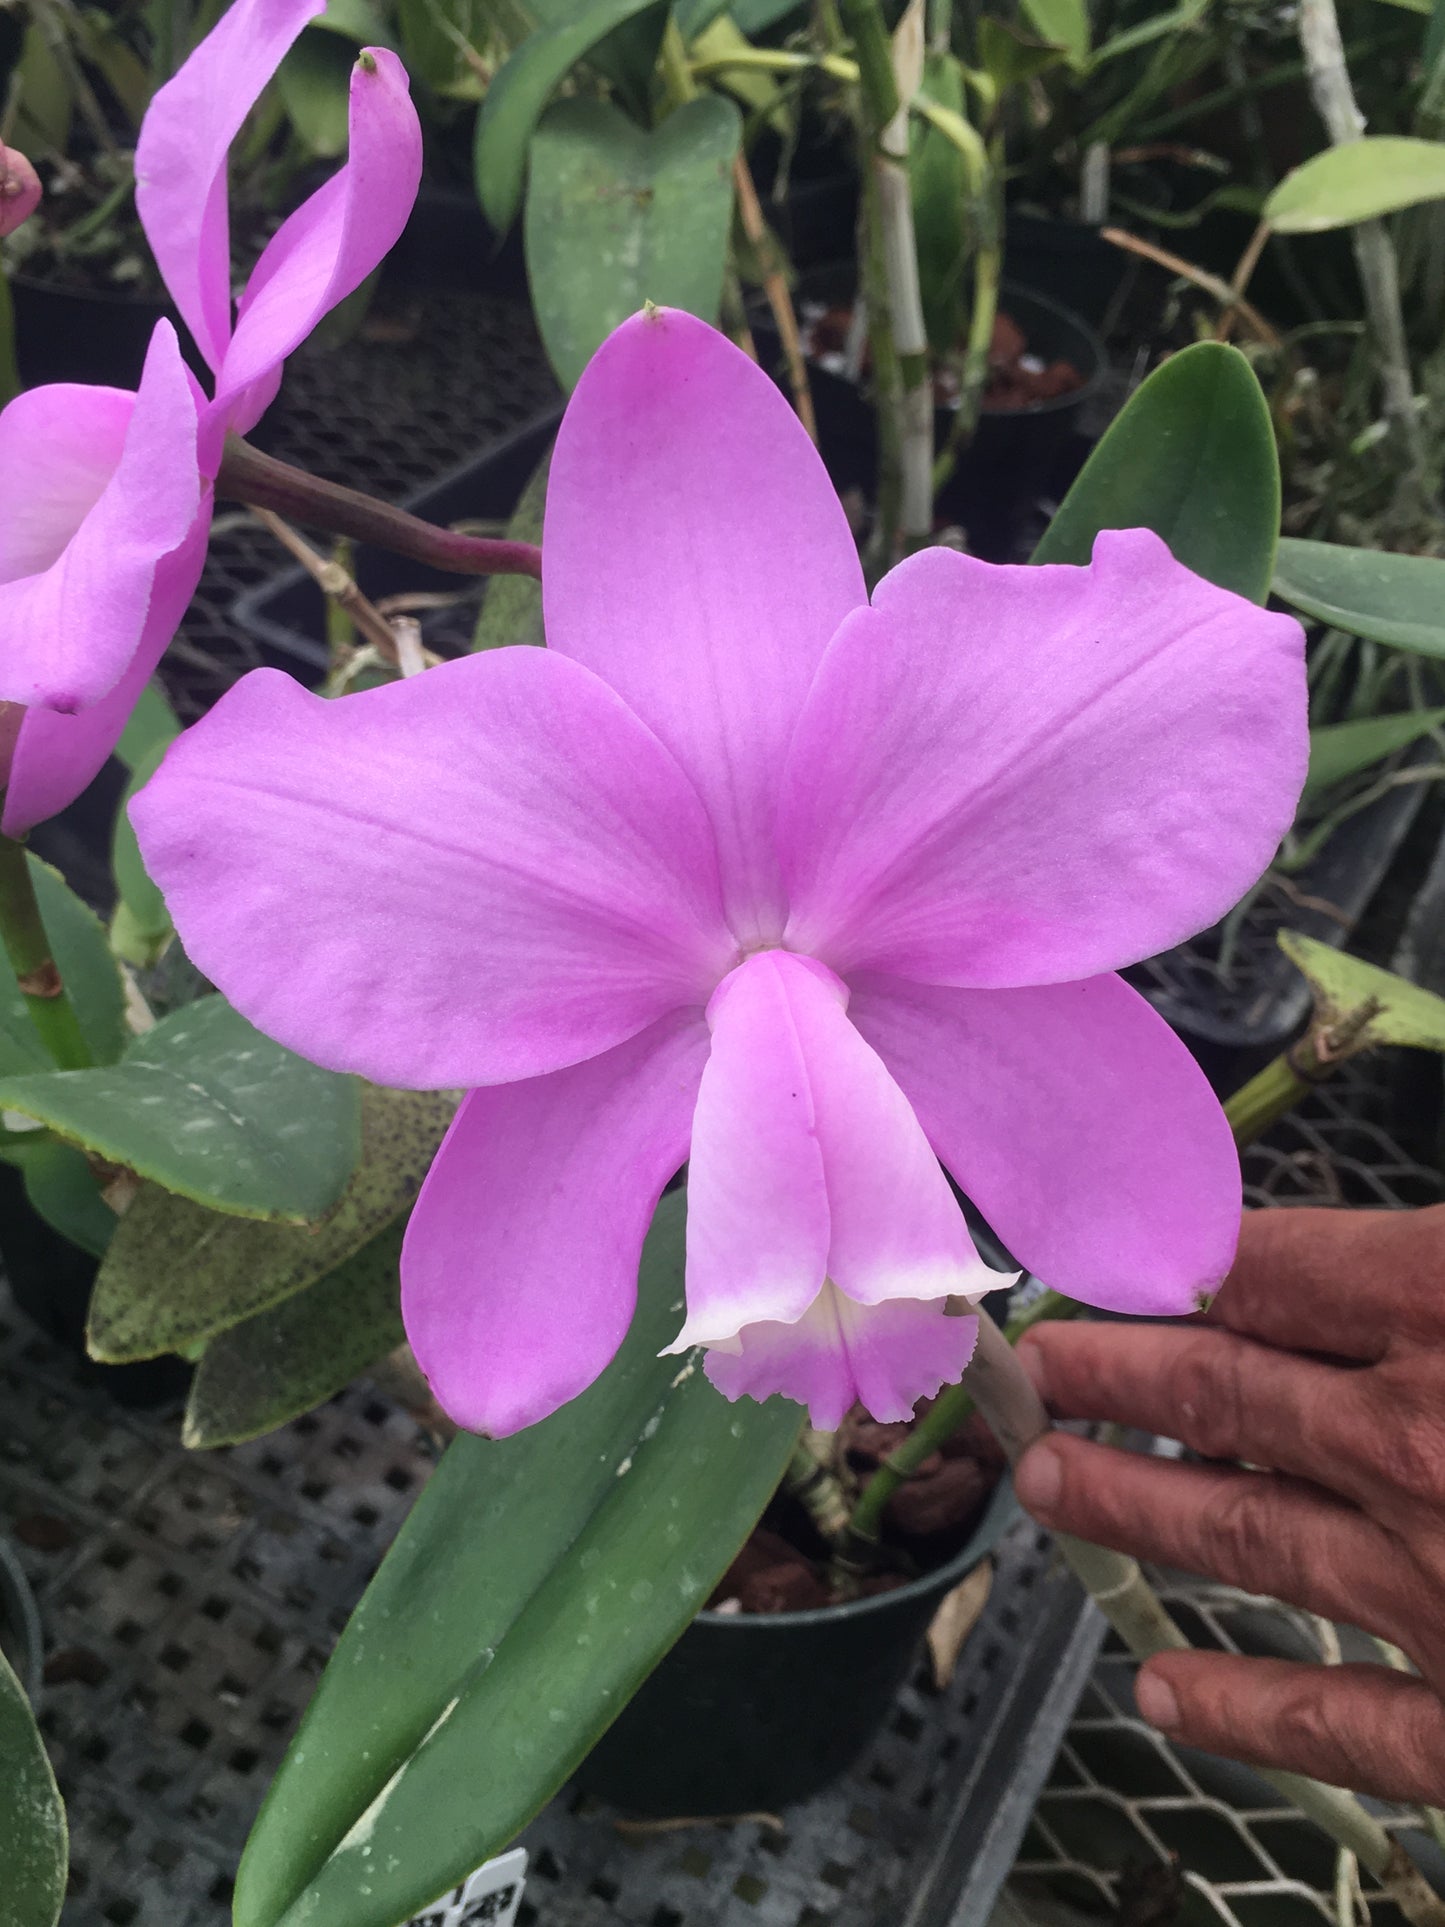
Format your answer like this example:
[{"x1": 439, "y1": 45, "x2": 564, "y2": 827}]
[
  {"x1": 1223, "y1": 1051, "x2": 1313, "y2": 1148},
  {"x1": 934, "y1": 135, "x2": 1001, "y2": 494},
  {"x1": 0, "y1": 832, "x2": 92, "y2": 1070},
  {"x1": 859, "y1": 152, "x2": 905, "y2": 574},
  {"x1": 962, "y1": 1314, "x2": 1445, "y2": 1927}
]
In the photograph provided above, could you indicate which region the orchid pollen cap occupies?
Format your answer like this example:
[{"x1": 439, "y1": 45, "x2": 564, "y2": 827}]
[{"x1": 0, "y1": 141, "x2": 41, "y2": 237}]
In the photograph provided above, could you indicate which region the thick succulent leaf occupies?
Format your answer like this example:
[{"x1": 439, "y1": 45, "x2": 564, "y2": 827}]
[
  {"x1": 1279, "y1": 930, "x2": 1445, "y2": 1051},
  {"x1": 0, "y1": 1135, "x2": 116, "y2": 1258},
  {"x1": 183, "y1": 1220, "x2": 406, "y2": 1446},
  {"x1": 0, "y1": 1646, "x2": 67, "y2": 1927},
  {"x1": 1032, "y1": 341, "x2": 1279, "y2": 603},
  {"x1": 1304, "y1": 707, "x2": 1445, "y2": 802},
  {"x1": 0, "y1": 996, "x2": 361, "y2": 1223},
  {"x1": 233, "y1": 1191, "x2": 802, "y2": 1927},
  {"x1": 1266, "y1": 136, "x2": 1445, "y2": 232},
  {"x1": 0, "y1": 858, "x2": 128, "y2": 1076},
  {"x1": 524, "y1": 95, "x2": 740, "y2": 391},
  {"x1": 471, "y1": 443, "x2": 551, "y2": 652},
  {"x1": 88, "y1": 1086, "x2": 453, "y2": 1361},
  {"x1": 472, "y1": 0, "x2": 671, "y2": 232},
  {"x1": 1274, "y1": 538, "x2": 1445, "y2": 657}
]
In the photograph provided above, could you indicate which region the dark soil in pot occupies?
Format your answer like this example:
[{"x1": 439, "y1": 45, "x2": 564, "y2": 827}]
[
  {"x1": 754, "y1": 267, "x2": 1105, "y2": 561},
  {"x1": 576, "y1": 1417, "x2": 1018, "y2": 1816}
]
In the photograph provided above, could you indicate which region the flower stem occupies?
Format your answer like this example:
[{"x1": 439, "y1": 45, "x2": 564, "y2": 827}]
[
  {"x1": 963, "y1": 1316, "x2": 1445, "y2": 1927},
  {"x1": 0, "y1": 833, "x2": 91, "y2": 1070},
  {"x1": 217, "y1": 437, "x2": 544, "y2": 582}
]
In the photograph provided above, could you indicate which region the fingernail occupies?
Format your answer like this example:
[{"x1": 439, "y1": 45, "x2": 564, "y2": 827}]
[
  {"x1": 1015, "y1": 1438, "x2": 1062, "y2": 1517},
  {"x1": 1136, "y1": 1670, "x2": 1181, "y2": 1733}
]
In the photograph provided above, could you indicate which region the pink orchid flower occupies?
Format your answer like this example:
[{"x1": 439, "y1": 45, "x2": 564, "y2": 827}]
[
  {"x1": 0, "y1": 0, "x2": 421, "y2": 837},
  {"x1": 0, "y1": 140, "x2": 41, "y2": 236},
  {"x1": 133, "y1": 310, "x2": 1308, "y2": 1436}
]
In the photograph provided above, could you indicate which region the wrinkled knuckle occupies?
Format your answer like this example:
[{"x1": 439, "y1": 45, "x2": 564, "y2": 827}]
[
  {"x1": 1196, "y1": 1480, "x2": 1284, "y2": 1594},
  {"x1": 1267, "y1": 1679, "x2": 1353, "y2": 1778},
  {"x1": 1366, "y1": 1386, "x2": 1445, "y2": 1507},
  {"x1": 1165, "y1": 1334, "x2": 1248, "y2": 1463}
]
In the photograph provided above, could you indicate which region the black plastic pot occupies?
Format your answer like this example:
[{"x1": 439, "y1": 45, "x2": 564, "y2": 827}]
[
  {"x1": 0, "y1": 1535, "x2": 43, "y2": 1706},
  {"x1": 575, "y1": 1474, "x2": 1019, "y2": 1816},
  {"x1": 233, "y1": 407, "x2": 563, "y2": 673},
  {"x1": 754, "y1": 269, "x2": 1105, "y2": 561},
  {"x1": 0, "y1": 1162, "x2": 190, "y2": 1408},
  {"x1": 380, "y1": 181, "x2": 529, "y2": 300},
  {"x1": 10, "y1": 275, "x2": 170, "y2": 390}
]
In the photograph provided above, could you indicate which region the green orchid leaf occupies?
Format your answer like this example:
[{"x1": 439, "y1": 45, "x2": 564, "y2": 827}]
[
  {"x1": 911, "y1": 52, "x2": 972, "y2": 358},
  {"x1": 1032, "y1": 341, "x2": 1280, "y2": 603},
  {"x1": 0, "y1": 996, "x2": 361, "y2": 1224},
  {"x1": 690, "y1": 16, "x2": 788, "y2": 129},
  {"x1": 114, "y1": 679, "x2": 180, "y2": 773},
  {"x1": 1265, "y1": 135, "x2": 1445, "y2": 232},
  {"x1": 977, "y1": 16, "x2": 1068, "y2": 90},
  {"x1": 0, "y1": 1136, "x2": 116, "y2": 1259},
  {"x1": 88, "y1": 1086, "x2": 453, "y2": 1361},
  {"x1": 278, "y1": 29, "x2": 357, "y2": 157},
  {"x1": 525, "y1": 94, "x2": 740, "y2": 392},
  {"x1": 675, "y1": 0, "x2": 729, "y2": 33},
  {"x1": 0, "y1": 857, "x2": 128, "y2": 1077},
  {"x1": 1304, "y1": 707, "x2": 1445, "y2": 802},
  {"x1": 473, "y1": 0, "x2": 670, "y2": 233},
  {"x1": 1279, "y1": 930, "x2": 1445, "y2": 1051},
  {"x1": 233, "y1": 1191, "x2": 801, "y2": 1927},
  {"x1": 471, "y1": 443, "x2": 551, "y2": 651},
  {"x1": 182, "y1": 1220, "x2": 406, "y2": 1447},
  {"x1": 111, "y1": 738, "x2": 175, "y2": 969},
  {"x1": 1274, "y1": 538, "x2": 1445, "y2": 657},
  {"x1": 1018, "y1": 0, "x2": 1089, "y2": 66},
  {"x1": 0, "y1": 1646, "x2": 67, "y2": 1927},
  {"x1": 728, "y1": 0, "x2": 807, "y2": 26}
]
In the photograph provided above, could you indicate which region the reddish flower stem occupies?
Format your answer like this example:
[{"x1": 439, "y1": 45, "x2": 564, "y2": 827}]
[{"x1": 216, "y1": 434, "x2": 544, "y2": 582}]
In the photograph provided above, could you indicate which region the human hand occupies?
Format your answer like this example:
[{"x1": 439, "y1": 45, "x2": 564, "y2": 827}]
[{"x1": 1013, "y1": 1204, "x2": 1445, "y2": 1804}]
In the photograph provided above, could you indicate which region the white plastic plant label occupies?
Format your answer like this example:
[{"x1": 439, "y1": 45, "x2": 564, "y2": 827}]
[{"x1": 404, "y1": 1848, "x2": 528, "y2": 1927}]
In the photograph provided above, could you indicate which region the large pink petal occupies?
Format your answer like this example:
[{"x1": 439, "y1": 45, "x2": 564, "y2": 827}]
[
  {"x1": 704, "y1": 1292, "x2": 980, "y2": 1431},
  {"x1": 780, "y1": 531, "x2": 1308, "y2": 988},
  {"x1": 403, "y1": 1012, "x2": 709, "y2": 1435},
  {"x1": 544, "y1": 309, "x2": 865, "y2": 943},
  {"x1": 130, "y1": 650, "x2": 734, "y2": 1089},
  {"x1": 848, "y1": 970, "x2": 1242, "y2": 1316},
  {"x1": 135, "y1": 0, "x2": 325, "y2": 373},
  {"x1": 0, "y1": 384, "x2": 131, "y2": 583},
  {"x1": 2, "y1": 515, "x2": 210, "y2": 836},
  {"x1": 675, "y1": 950, "x2": 998, "y2": 1351},
  {"x1": 213, "y1": 48, "x2": 422, "y2": 431},
  {"x1": 0, "y1": 324, "x2": 201, "y2": 712}
]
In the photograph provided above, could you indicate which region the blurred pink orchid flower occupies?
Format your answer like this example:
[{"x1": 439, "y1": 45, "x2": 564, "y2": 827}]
[
  {"x1": 0, "y1": 0, "x2": 421, "y2": 836},
  {"x1": 0, "y1": 140, "x2": 41, "y2": 237},
  {"x1": 134, "y1": 310, "x2": 1308, "y2": 1436}
]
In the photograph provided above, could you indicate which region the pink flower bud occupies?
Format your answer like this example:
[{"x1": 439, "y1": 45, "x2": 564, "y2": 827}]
[{"x1": 0, "y1": 141, "x2": 41, "y2": 238}]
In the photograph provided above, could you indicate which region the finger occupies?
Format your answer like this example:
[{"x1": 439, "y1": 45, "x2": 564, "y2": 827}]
[
  {"x1": 1136, "y1": 1653, "x2": 1445, "y2": 1807},
  {"x1": 1015, "y1": 1433, "x2": 1418, "y2": 1645},
  {"x1": 1018, "y1": 1319, "x2": 1382, "y2": 1507},
  {"x1": 1211, "y1": 1205, "x2": 1445, "y2": 1361}
]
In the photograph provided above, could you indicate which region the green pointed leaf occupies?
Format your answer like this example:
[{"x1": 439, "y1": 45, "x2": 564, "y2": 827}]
[
  {"x1": 111, "y1": 738, "x2": 174, "y2": 969},
  {"x1": 183, "y1": 1221, "x2": 406, "y2": 1447},
  {"x1": 278, "y1": 29, "x2": 358, "y2": 158},
  {"x1": 911, "y1": 52, "x2": 971, "y2": 359},
  {"x1": 0, "y1": 996, "x2": 361, "y2": 1223},
  {"x1": 0, "y1": 858, "x2": 128, "y2": 1077},
  {"x1": 233, "y1": 1191, "x2": 801, "y2": 1927},
  {"x1": 977, "y1": 16, "x2": 1067, "y2": 91},
  {"x1": 89, "y1": 1087, "x2": 453, "y2": 1361},
  {"x1": 525, "y1": 95, "x2": 741, "y2": 392},
  {"x1": 0, "y1": 1646, "x2": 67, "y2": 1927},
  {"x1": 114, "y1": 679, "x2": 180, "y2": 773},
  {"x1": 1304, "y1": 707, "x2": 1445, "y2": 802},
  {"x1": 473, "y1": 0, "x2": 671, "y2": 232},
  {"x1": 1032, "y1": 341, "x2": 1280, "y2": 603},
  {"x1": 471, "y1": 443, "x2": 552, "y2": 652},
  {"x1": 1279, "y1": 930, "x2": 1445, "y2": 1051},
  {"x1": 0, "y1": 1136, "x2": 116, "y2": 1259},
  {"x1": 1274, "y1": 538, "x2": 1445, "y2": 657},
  {"x1": 1265, "y1": 136, "x2": 1445, "y2": 233},
  {"x1": 1018, "y1": 0, "x2": 1089, "y2": 66}
]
